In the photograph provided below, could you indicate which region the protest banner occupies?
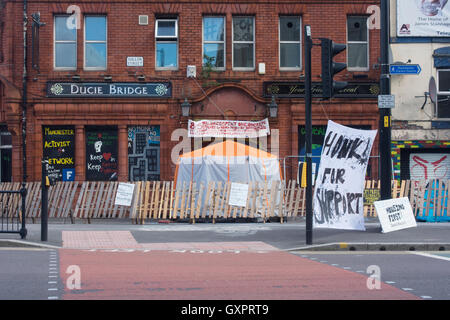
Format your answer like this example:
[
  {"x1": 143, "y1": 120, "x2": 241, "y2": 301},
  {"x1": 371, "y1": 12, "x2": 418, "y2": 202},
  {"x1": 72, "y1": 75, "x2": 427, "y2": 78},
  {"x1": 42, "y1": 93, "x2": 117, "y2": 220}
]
[{"x1": 313, "y1": 120, "x2": 377, "y2": 230}]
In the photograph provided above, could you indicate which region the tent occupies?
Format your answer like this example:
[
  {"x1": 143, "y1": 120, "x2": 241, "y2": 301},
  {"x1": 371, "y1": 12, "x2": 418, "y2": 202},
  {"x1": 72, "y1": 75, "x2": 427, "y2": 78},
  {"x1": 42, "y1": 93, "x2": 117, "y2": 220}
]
[{"x1": 174, "y1": 140, "x2": 282, "y2": 186}]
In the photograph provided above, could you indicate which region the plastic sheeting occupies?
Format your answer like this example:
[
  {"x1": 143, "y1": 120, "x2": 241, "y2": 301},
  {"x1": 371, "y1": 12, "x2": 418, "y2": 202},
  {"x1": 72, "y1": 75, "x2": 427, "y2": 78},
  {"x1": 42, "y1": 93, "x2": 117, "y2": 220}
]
[{"x1": 176, "y1": 155, "x2": 281, "y2": 186}]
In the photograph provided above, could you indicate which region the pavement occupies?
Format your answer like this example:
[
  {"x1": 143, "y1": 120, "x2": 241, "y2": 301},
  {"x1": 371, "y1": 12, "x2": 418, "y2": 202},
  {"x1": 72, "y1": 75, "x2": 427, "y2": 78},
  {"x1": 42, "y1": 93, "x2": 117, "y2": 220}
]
[{"x1": 1, "y1": 217, "x2": 450, "y2": 252}]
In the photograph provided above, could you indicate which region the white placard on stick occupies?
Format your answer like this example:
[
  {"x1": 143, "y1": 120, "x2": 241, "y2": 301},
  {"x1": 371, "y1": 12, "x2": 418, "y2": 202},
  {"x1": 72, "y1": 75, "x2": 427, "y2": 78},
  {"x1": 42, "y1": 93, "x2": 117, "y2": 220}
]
[
  {"x1": 115, "y1": 183, "x2": 135, "y2": 207},
  {"x1": 374, "y1": 197, "x2": 417, "y2": 233},
  {"x1": 228, "y1": 183, "x2": 249, "y2": 207}
]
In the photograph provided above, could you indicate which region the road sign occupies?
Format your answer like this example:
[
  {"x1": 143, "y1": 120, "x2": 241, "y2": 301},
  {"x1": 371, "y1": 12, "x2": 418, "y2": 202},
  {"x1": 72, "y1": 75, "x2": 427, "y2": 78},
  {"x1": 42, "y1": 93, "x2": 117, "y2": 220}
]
[
  {"x1": 378, "y1": 94, "x2": 395, "y2": 109},
  {"x1": 389, "y1": 64, "x2": 421, "y2": 75}
]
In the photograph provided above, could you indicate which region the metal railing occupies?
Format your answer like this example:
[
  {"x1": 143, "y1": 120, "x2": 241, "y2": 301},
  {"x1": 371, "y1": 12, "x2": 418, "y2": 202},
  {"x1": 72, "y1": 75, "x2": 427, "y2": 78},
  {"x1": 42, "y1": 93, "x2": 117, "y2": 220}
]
[{"x1": 0, "y1": 187, "x2": 27, "y2": 239}]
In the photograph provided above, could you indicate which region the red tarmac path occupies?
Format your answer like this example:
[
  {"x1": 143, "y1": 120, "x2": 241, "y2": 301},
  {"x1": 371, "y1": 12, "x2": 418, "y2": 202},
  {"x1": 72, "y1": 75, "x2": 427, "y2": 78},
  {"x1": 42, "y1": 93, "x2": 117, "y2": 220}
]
[{"x1": 58, "y1": 231, "x2": 420, "y2": 300}]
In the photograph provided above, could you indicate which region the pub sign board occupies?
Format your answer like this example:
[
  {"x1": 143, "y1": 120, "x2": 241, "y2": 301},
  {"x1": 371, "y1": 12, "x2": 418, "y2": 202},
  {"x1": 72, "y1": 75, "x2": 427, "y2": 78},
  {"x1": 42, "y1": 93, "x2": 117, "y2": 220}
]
[
  {"x1": 46, "y1": 82, "x2": 172, "y2": 98},
  {"x1": 263, "y1": 82, "x2": 380, "y2": 99},
  {"x1": 43, "y1": 125, "x2": 75, "y2": 181},
  {"x1": 86, "y1": 126, "x2": 118, "y2": 181}
]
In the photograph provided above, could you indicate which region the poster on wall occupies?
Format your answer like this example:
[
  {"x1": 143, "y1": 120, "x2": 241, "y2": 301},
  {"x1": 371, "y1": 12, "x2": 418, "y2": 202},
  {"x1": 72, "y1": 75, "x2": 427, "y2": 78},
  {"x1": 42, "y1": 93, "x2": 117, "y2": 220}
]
[
  {"x1": 43, "y1": 126, "x2": 75, "y2": 181},
  {"x1": 86, "y1": 127, "x2": 118, "y2": 181},
  {"x1": 313, "y1": 121, "x2": 377, "y2": 231},
  {"x1": 128, "y1": 126, "x2": 160, "y2": 181},
  {"x1": 397, "y1": 0, "x2": 450, "y2": 37}
]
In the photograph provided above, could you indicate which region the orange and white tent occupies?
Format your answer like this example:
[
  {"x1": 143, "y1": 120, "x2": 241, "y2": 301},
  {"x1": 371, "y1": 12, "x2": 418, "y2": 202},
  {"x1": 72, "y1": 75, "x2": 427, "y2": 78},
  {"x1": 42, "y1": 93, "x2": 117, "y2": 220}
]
[{"x1": 174, "y1": 140, "x2": 282, "y2": 187}]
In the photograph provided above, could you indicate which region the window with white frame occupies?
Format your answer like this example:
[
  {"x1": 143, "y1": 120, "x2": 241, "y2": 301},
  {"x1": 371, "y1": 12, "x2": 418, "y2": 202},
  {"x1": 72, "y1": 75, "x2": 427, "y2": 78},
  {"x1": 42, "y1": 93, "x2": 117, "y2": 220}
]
[
  {"x1": 437, "y1": 70, "x2": 450, "y2": 118},
  {"x1": 203, "y1": 16, "x2": 225, "y2": 69},
  {"x1": 54, "y1": 15, "x2": 77, "y2": 69},
  {"x1": 232, "y1": 16, "x2": 254, "y2": 70},
  {"x1": 279, "y1": 16, "x2": 301, "y2": 70},
  {"x1": 155, "y1": 18, "x2": 178, "y2": 69},
  {"x1": 84, "y1": 16, "x2": 107, "y2": 70},
  {"x1": 347, "y1": 16, "x2": 369, "y2": 71}
]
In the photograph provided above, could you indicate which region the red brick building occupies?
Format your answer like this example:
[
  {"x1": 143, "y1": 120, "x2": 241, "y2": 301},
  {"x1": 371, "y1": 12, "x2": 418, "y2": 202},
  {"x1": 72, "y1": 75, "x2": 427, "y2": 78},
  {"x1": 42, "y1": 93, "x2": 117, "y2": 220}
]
[{"x1": 0, "y1": 0, "x2": 381, "y2": 183}]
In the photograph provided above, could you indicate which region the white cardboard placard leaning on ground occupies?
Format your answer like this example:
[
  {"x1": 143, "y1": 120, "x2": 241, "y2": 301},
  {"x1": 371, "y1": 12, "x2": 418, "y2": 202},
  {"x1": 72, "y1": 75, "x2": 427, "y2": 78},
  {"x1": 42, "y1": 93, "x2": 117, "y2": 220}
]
[
  {"x1": 374, "y1": 197, "x2": 417, "y2": 233},
  {"x1": 228, "y1": 183, "x2": 249, "y2": 207},
  {"x1": 114, "y1": 182, "x2": 136, "y2": 207}
]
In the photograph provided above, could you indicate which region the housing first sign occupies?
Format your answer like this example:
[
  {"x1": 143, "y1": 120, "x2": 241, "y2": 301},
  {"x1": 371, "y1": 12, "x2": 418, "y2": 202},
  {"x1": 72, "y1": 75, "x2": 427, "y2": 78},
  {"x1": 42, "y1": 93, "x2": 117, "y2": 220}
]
[
  {"x1": 374, "y1": 197, "x2": 417, "y2": 233},
  {"x1": 313, "y1": 121, "x2": 377, "y2": 231}
]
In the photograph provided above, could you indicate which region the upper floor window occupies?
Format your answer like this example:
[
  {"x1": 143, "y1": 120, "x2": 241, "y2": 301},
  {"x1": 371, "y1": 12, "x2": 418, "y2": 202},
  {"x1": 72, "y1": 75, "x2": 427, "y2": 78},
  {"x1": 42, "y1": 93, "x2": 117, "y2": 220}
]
[
  {"x1": 279, "y1": 16, "x2": 301, "y2": 70},
  {"x1": 347, "y1": 16, "x2": 369, "y2": 71},
  {"x1": 203, "y1": 16, "x2": 225, "y2": 69},
  {"x1": 155, "y1": 18, "x2": 178, "y2": 69},
  {"x1": 436, "y1": 70, "x2": 450, "y2": 118},
  {"x1": 54, "y1": 15, "x2": 77, "y2": 70},
  {"x1": 84, "y1": 16, "x2": 107, "y2": 70},
  {"x1": 232, "y1": 16, "x2": 254, "y2": 70}
]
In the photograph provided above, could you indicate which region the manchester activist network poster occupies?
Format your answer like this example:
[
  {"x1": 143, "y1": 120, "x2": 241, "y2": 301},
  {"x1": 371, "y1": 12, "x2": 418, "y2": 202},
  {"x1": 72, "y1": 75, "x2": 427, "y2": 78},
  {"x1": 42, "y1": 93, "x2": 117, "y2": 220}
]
[{"x1": 313, "y1": 121, "x2": 377, "y2": 231}]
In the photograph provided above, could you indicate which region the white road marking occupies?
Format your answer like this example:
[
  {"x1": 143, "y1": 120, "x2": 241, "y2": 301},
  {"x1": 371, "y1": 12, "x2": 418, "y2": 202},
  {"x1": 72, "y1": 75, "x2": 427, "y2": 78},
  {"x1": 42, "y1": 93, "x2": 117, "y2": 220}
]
[
  {"x1": 421, "y1": 296, "x2": 432, "y2": 299},
  {"x1": 410, "y1": 252, "x2": 450, "y2": 262}
]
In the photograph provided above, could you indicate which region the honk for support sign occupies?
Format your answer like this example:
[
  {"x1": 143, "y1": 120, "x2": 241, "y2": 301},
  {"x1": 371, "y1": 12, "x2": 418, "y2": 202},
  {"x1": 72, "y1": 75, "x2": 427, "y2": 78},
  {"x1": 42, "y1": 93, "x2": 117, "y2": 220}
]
[{"x1": 313, "y1": 121, "x2": 377, "y2": 231}]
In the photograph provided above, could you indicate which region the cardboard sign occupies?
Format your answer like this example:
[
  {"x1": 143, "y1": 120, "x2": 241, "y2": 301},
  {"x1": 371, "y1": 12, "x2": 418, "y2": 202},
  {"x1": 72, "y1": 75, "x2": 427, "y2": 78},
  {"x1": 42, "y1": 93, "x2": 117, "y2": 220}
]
[
  {"x1": 313, "y1": 121, "x2": 377, "y2": 231},
  {"x1": 374, "y1": 197, "x2": 417, "y2": 233},
  {"x1": 114, "y1": 183, "x2": 135, "y2": 207},
  {"x1": 228, "y1": 183, "x2": 249, "y2": 207}
]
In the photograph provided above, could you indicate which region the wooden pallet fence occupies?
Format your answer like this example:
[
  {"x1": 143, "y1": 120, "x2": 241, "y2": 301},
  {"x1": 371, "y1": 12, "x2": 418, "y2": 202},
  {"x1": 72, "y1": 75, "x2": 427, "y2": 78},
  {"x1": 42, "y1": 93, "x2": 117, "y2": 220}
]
[
  {"x1": 1, "y1": 179, "x2": 448, "y2": 222},
  {"x1": 73, "y1": 181, "x2": 132, "y2": 220}
]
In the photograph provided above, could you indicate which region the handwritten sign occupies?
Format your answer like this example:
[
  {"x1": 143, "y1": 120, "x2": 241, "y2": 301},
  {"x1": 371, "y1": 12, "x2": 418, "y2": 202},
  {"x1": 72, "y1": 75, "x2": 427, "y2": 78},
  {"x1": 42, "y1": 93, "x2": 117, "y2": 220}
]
[
  {"x1": 228, "y1": 183, "x2": 249, "y2": 207},
  {"x1": 188, "y1": 119, "x2": 270, "y2": 138},
  {"x1": 313, "y1": 121, "x2": 377, "y2": 231},
  {"x1": 363, "y1": 188, "x2": 381, "y2": 206},
  {"x1": 43, "y1": 126, "x2": 75, "y2": 181},
  {"x1": 374, "y1": 197, "x2": 417, "y2": 233},
  {"x1": 114, "y1": 183, "x2": 136, "y2": 206}
]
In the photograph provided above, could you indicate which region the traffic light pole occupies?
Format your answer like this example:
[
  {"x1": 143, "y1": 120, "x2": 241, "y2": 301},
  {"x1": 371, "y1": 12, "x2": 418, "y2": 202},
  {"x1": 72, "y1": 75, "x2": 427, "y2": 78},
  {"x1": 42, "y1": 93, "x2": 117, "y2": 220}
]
[
  {"x1": 379, "y1": 0, "x2": 392, "y2": 200},
  {"x1": 41, "y1": 158, "x2": 48, "y2": 242},
  {"x1": 304, "y1": 25, "x2": 313, "y2": 245}
]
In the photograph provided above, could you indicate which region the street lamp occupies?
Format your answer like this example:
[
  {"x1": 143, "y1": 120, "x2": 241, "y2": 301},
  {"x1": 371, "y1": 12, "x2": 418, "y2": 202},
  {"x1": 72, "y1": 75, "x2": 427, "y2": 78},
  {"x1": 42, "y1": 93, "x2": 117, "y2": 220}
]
[
  {"x1": 268, "y1": 95, "x2": 278, "y2": 118},
  {"x1": 181, "y1": 98, "x2": 191, "y2": 117}
]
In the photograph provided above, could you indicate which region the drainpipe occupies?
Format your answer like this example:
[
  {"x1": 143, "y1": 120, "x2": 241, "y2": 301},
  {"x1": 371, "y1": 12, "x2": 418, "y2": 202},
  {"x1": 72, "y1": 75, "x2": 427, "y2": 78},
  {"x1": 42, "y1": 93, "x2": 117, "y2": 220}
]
[{"x1": 22, "y1": 0, "x2": 27, "y2": 184}]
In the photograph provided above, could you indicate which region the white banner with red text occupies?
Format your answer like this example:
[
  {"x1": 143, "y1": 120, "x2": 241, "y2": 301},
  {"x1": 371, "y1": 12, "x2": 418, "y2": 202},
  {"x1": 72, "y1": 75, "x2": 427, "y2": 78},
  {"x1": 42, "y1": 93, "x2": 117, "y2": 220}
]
[{"x1": 188, "y1": 119, "x2": 270, "y2": 138}]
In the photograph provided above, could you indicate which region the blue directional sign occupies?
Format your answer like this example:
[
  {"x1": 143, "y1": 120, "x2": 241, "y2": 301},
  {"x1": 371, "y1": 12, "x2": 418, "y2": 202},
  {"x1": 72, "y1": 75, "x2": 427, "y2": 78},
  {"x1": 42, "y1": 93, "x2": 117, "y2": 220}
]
[{"x1": 389, "y1": 64, "x2": 421, "y2": 75}]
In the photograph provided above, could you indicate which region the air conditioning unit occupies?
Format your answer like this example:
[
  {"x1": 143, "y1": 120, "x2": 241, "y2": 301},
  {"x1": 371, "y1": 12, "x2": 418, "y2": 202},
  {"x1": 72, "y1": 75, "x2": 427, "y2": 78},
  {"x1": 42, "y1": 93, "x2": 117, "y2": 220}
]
[{"x1": 139, "y1": 15, "x2": 148, "y2": 25}]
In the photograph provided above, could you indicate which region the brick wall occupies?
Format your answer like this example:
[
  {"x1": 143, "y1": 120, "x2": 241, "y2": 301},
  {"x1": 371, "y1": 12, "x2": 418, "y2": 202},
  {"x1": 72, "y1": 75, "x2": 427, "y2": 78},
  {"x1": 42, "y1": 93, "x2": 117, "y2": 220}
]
[{"x1": 0, "y1": 0, "x2": 381, "y2": 182}]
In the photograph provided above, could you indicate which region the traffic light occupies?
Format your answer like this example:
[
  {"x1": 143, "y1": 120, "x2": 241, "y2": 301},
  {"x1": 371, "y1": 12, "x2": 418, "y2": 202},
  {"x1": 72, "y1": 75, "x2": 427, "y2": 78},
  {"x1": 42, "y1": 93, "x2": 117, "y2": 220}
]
[{"x1": 320, "y1": 38, "x2": 348, "y2": 99}]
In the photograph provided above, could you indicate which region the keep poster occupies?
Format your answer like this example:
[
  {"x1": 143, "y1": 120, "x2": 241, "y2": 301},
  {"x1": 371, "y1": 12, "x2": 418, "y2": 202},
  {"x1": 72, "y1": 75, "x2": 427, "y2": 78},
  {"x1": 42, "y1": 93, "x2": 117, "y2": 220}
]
[
  {"x1": 43, "y1": 126, "x2": 75, "y2": 181},
  {"x1": 313, "y1": 121, "x2": 377, "y2": 231},
  {"x1": 86, "y1": 127, "x2": 118, "y2": 181}
]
